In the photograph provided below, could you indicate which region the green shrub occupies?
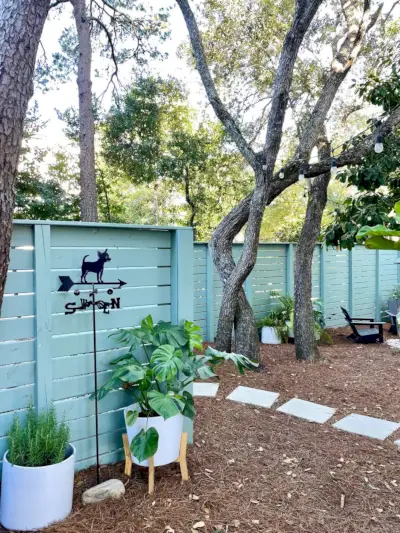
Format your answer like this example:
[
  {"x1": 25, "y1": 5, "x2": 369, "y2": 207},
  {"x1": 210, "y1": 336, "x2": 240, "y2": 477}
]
[
  {"x1": 7, "y1": 405, "x2": 70, "y2": 467},
  {"x1": 390, "y1": 285, "x2": 400, "y2": 300}
]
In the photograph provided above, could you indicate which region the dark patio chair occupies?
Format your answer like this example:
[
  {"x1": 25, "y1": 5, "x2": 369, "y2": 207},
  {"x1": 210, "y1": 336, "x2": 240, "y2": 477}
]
[{"x1": 340, "y1": 307, "x2": 385, "y2": 344}]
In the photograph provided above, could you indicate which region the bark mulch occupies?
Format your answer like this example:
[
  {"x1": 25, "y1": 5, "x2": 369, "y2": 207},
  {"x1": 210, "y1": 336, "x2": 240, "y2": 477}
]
[{"x1": 41, "y1": 328, "x2": 400, "y2": 532}]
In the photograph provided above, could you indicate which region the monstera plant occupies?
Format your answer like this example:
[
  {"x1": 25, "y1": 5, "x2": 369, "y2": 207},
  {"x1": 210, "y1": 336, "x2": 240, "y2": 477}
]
[
  {"x1": 93, "y1": 316, "x2": 258, "y2": 464},
  {"x1": 357, "y1": 201, "x2": 400, "y2": 250}
]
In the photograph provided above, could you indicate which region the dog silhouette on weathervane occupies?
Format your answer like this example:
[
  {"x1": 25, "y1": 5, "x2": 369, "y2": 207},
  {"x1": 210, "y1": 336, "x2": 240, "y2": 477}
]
[{"x1": 81, "y1": 250, "x2": 111, "y2": 283}]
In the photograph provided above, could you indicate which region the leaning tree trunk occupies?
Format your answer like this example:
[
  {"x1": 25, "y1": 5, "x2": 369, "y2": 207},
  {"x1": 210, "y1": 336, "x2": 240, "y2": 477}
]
[
  {"x1": 73, "y1": 0, "x2": 98, "y2": 221},
  {"x1": 0, "y1": 0, "x2": 50, "y2": 313},
  {"x1": 294, "y1": 134, "x2": 331, "y2": 361}
]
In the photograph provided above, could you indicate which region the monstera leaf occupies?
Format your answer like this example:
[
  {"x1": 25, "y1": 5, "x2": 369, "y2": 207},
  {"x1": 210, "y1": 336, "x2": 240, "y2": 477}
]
[
  {"x1": 150, "y1": 345, "x2": 183, "y2": 381},
  {"x1": 357, "y1": 201, "x2": 400, "y2": 250},
  {"x1": 148, "y1": 390, "x2": 182, "y2": 419},
  {"x1": 130, "y1": 428, "x2": 159, "y2": 462},
  {"x1": 205, "y1": 346, "x2": 259, "y2": 374}
]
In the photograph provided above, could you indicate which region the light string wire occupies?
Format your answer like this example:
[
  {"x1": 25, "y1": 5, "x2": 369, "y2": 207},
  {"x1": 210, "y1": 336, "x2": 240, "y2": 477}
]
[{"x1": 276, "y1": 102, "x2": 400, "y2": 179}]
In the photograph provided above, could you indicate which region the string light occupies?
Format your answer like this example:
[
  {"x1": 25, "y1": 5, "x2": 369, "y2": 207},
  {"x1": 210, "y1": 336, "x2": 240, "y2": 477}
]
[
  {"x1": 374, "y1": 134, "x2": 384, "y2": 154},
  {"x1": 274, "y1": 102, "x2": 399, "y2": 181}
]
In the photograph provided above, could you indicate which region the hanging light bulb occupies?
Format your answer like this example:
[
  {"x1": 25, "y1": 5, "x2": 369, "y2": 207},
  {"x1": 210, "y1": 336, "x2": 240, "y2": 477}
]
[
  {"x1": 374, "y1": 134, "x2": 384, "y2": 153},
  {"x1": 279, "y1": 168, "x2": 284, "y2": 179},
  {"x1": 330, "y1": 158, "x2": 338, "y2": 175},
  {"x1": 367, "y1": 216, "x2": 372, "y2": 221},
  {"x1": 298, "y1": 166, "x2": 305, "y2": 181}
]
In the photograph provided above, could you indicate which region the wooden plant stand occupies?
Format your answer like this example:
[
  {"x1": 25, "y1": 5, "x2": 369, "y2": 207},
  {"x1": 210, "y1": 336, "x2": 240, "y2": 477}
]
[{"x1": 122, "y1": 432, "x2": 189, "y2": 495}]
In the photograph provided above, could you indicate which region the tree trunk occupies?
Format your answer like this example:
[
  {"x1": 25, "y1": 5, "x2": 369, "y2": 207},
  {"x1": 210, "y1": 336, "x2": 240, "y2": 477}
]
[
  {"x1": 73, "y1": 0, "x2": 98, "y2": 221},
  {"x1": 0, "y1": 0, "x2": 50, "y2": 313},
  {"x1": 294, "y1": 134, "x2": 331, "y2": 361},
  {"x1": 184, "y1": 167, "x2": 197, "y2": 239}
]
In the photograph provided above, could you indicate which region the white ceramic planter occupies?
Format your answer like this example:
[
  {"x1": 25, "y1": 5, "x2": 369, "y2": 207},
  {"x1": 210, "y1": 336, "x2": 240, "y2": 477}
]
[
  {"x1": 0, "y1": 444, "x2": 75, "y2": 531},
  {"x1": 261, "y1": 326, "x2": 281, "y2": 344},
  {"x1": 124, "y1": 405, "x2": 183, "y2": 467}
]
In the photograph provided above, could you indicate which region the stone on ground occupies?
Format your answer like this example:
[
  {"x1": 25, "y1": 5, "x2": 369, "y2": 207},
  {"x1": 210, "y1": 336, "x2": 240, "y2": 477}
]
[
  {"x1": 226, "y1": 386, "x2": 279, "y2": 408},
  {"x1": 277, "y1": 398, "x2": 336, "y2": 424},
  {"x1": 193, "y1": 382, "x2": 219, "y2": 397},
  {"x1": 333, "y1": 414, "x2": 400, "y2": 441},
  {"x1": 82, "y1": 478, "x2": 125, "y2": 504}
]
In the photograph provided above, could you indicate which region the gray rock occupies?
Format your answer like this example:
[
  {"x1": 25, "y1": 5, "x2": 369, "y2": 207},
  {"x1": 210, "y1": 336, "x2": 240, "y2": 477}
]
[{"x1": 82, "y1": 479, "x2": 125, "y2": 505}]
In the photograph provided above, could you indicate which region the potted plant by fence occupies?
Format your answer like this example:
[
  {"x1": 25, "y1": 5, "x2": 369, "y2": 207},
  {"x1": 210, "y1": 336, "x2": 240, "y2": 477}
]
[
  {"x1": 257, "y1": 294, "x2": 294, "y2": 344},
  {"x1": 93, "y1": 315, "x2": 258, "y2": 466},
  {"x1": 0, "y1": 406, "x2": 74, "y2": 531},
  {"x1": 257, "y1": 295, "x2": 332, "y2": 345}
]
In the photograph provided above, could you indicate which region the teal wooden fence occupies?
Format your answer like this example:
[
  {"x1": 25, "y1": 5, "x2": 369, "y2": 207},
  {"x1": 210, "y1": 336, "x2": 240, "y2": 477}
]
[
  {"x1": 194, "y1": 243, "x2": 400, "y2": 340},
  {"x1": 0, "y1": 221, "x2": 193, "y2": 471},
  {"x1": 1, "y1": 222, "x2": 399, "y2": 472}
]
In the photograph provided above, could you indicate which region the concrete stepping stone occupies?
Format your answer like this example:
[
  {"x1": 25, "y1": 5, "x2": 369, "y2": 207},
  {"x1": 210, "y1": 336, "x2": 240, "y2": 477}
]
[
  {"x1": 333, "y1": 414, "x2": 400, "y2": 441},
  {"x1": 193, "y1": 382, "x2": 219, "y2": 397},
  {"x1": 226, "y1": 386, "x2": 279, "y2": 408},
  {"x1": 277, "y1": 398, "x2": 335, "y2": 424}
]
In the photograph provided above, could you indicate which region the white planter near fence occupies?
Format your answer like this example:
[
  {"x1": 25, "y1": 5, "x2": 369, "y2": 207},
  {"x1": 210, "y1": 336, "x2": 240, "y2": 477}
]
[
  {"x1": 124, "y1": 405, "x2": 183, "y2": 467},
  {"x1": 261, "y1": 326, "x2": 281, "y2": 344},
  {"x1": 0, "y1": 444, "x2": 75, "y2": 531}
]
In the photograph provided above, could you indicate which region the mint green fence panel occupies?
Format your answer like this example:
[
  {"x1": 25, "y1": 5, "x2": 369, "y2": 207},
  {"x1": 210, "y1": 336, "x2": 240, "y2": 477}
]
[
  {"x1": 379, "y1": 250, "x2": 399, "y2": 318},
  {"x1": 0, "y1": 221, "x2": 193, "y2": 473},
  {"x1": 0, "y1": 225, "x2": 36, "y2": 465},
  {"x1": 194, "y1": 242, "x2": 400, "y2": 340}
]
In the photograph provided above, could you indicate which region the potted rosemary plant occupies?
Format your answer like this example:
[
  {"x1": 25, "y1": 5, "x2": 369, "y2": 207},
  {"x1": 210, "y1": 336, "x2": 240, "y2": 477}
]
[
  {"x1": 93, "y1": 315, "x2": 257, "y2": 466},
  {"x1": 0, "y1": 406, "x2": 74, "y2": 531}
]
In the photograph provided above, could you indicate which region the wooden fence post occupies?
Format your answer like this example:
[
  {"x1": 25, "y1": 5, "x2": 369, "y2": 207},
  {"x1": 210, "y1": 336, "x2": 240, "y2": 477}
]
[
  {"x1": 375, "y1": 250, "x2": 381, "y2": 321},
  {"x1": 171, "y1": 228, "x2": 194, "y2": 442},
  {"x1": 206, "y1": 244, "x2": 215, "y2": 342},
  {"x1": 34, "y1": 224, "x2": 53, "y2": 412},
  {"x1": 348, "y1": 249, "x2": 354, "y2": 317},
  {"x1": 286, "y1": 244, "x2": 294, "y2": 296}
]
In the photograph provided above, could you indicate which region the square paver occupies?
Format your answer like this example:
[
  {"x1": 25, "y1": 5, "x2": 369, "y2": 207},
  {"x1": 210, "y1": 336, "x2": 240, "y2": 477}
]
[
  {"x1": 193, "y1": 382, "x2": 219, "y2": 397},
  {"x1": 333, "y1": 414, "x2": 400, "y2": 441},
  {"x1": 277, "y1": 398, "x2": 335, "y2": 424},
  {"x1": 226, "y1": 386, "x2": 279, "y2": 408}
]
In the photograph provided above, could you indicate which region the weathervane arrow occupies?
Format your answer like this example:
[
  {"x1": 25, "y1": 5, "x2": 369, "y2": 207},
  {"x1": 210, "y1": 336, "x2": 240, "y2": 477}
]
[{"x1": 58, "y1": 276, "x2": 127, "y2": 293}]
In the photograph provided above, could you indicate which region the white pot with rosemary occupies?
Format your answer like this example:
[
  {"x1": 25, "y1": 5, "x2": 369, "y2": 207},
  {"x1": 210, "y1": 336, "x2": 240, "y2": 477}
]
[
  {"x1": 93, "y1": 315, "x2": 258, "y2": 466},
  {"x1": 0, "y1": 406, "x2": 74, "y2": 531}
]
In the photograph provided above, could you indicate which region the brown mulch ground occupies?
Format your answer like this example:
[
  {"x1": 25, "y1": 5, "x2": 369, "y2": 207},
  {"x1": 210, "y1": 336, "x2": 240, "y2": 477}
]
[{"x1": 41, "y1": 329, "x2": 400, "y2": 532}]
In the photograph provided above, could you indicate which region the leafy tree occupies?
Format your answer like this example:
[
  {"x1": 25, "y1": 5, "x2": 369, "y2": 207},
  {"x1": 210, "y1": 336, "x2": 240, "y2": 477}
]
[
  {"x1": 15, "y1": 150, "x2": 80, "y2": 220},
  {"x1": 42, "y1": 0, "x2": 169, "y2": 221},
  {"x1": 102, "y1": 77, "x2": 251, "y2": 239},
  {"x1": 325, "y1": 68, "x2": 400, "y2": 250},
  {"x1": 176, "y1": 0, "x2": 400, "y2": 360}
]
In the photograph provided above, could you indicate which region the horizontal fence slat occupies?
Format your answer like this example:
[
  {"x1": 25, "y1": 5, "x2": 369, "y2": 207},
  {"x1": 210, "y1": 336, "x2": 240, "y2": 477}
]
[
  {"x1": 8, "y1": 249, "x2": 34, "y2": 270},
  {"x1": 50, "y1": 267, "x2": 171, "y2": 292},
  {"x1": 0, "y1": 339, "x2": 35, "y2": 365},
  {"x1": 50, "y1": 226, "x2": 171, "y2": 248},
  {"x1": 0, "y1": 317, "x2": 35, "y2": 342},
  {"x1": 51, "y1": 247, "x2": 171, "y2": 269},
  {"x1": 52, "y1": 285, "x2": 171, "y2": 314},
  {"x1": 1, "y1": 294, "x2": 35, "y2": 318},
  {"x1": 4, "y1": 271, "x2": 34, "y2": 294}
]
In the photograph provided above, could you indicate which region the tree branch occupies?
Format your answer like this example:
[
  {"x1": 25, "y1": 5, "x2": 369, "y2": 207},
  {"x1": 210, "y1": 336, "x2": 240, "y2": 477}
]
[
  {"x1": 90, "y1": 16, "x2": 119, "y2": 97},
  {"x1": 175, "y1": 0, "x2": 256, "y2": 168},
  {"x1": 296, "y1": 0, "x2": 383, "y2": 162}
]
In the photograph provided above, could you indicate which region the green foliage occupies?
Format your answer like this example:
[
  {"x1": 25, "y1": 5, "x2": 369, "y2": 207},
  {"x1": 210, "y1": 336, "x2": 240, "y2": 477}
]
[
  {"x1": 7, "y1": 405, "x2": 70, "y2": 467},
  {"x1": 14, "y1": 149, "x2": 80, "y2": 221},
  {"x1": 93, "y1": 315, "x2": 258, "y2": 461},
  {"x1": 390, "y1": 285, "x2": 400, "y2": 300},
  {"x1": 256, "y1": 293, "x2": 294, "y2": 342},
  {"x1": 356, "y1": 201, "x2": 400, "y2": 250},
  {"x1": 257, "y1": 293, "x2": 331, "y2": 344},
  {"x1": 102, "y1": 76, "x2": 251, "y2": 239},
  {"x1": 325, "y1": 69, "x2": 400, "y2": 249}
]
